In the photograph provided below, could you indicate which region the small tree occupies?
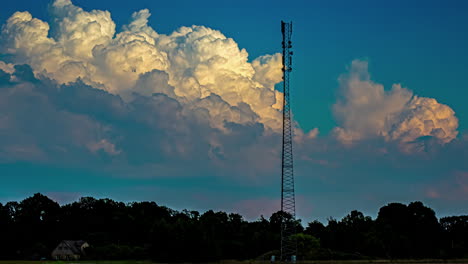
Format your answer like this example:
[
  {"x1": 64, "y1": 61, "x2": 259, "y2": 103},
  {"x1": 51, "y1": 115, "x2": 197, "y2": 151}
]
[{"x1": 292, "y1": 233, "x2": 320, "y2": 259}]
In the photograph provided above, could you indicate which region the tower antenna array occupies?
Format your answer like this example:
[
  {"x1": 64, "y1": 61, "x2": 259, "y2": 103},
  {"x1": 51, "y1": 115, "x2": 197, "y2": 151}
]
[{"x1": 280, "y1": 20, "x2": 296, "y2": 262}]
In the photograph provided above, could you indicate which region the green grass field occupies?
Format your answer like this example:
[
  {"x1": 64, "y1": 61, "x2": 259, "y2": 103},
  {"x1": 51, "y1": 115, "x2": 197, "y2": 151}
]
[
  {"x1": 0, "y1": 260, "x2": 467, "y2": 264},
  {"x1": 0, "y1": 261, "x2": 153, "y2": 264}
]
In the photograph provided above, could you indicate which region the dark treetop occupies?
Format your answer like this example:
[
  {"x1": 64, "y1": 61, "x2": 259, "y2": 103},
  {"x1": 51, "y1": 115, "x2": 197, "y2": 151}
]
[{"x1": 0, "y1": 193, "x2": 466, "y2": 261}]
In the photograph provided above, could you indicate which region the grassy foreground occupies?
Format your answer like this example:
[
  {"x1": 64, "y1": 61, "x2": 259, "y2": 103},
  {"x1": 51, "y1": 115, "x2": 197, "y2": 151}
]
[
  {"x1": 0, "y1": 260, "x2": 468, "y2": 264},
  {"x1": 0, "y1": 261, "x2": 152, "y2": 264}
]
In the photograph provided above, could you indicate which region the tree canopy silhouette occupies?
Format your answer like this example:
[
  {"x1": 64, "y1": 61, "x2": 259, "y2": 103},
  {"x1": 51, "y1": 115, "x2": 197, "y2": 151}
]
[{"x1": 0, "y1": 193, "x2": 466, "y2": 261}]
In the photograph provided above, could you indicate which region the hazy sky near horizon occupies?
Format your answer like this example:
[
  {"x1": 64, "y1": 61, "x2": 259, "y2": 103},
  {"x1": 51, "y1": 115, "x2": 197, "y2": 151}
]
[{"x1": 0, "y1": 0, "x2": 467, "y2": 222}]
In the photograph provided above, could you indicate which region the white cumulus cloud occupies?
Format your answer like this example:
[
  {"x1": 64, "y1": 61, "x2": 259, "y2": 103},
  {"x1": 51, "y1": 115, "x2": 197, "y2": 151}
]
[
  {"x1": 333, "y1": 60, "x2": 458, "y2": 150},
  {"x1": 0, "y1": 0, "x2": 284, "y2": 131}
]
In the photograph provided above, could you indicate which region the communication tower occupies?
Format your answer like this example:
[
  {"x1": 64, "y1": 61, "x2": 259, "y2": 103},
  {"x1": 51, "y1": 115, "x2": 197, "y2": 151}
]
[{"x1": 280, "y1": 20, "x2": 296, "y2": 262}]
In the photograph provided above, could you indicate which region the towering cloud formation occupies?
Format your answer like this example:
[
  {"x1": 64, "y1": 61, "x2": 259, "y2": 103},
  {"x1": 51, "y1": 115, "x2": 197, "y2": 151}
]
[
  {"x1": 0, "y1": 0, "x2": 460, "y2": 176},
  {"x1": 333, "y1": 60, "x2": 458, "y2": 150},
  {"x1": 1, "y1": 0, "x2": 284, "y2": 131},
  {"x1": 0, "y1": 0, "x2": 295, "y2": 178}
]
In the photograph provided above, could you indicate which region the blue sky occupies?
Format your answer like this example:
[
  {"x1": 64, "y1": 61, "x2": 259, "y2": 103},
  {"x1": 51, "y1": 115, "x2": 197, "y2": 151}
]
[{"x1": 0, "y1": 0, "x2": 467, "y2": 223}]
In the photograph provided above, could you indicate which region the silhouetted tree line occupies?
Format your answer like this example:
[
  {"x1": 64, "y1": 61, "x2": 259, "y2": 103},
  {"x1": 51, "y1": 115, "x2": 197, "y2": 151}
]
[{"x1": 0, "y1": 193, "x2": 466, "y2": 261}]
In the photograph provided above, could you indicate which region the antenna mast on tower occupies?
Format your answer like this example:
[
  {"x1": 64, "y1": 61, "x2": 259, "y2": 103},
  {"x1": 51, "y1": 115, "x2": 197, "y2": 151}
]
[{"x1": 280, "y1": 20, "x2": 296, "y2": 262}]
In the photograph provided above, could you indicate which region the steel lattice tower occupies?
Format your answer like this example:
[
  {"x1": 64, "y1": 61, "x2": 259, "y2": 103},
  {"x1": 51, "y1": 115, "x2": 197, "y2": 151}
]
[{"x1": 280, "y1": 20, "x2": 296, "y2": 262}]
